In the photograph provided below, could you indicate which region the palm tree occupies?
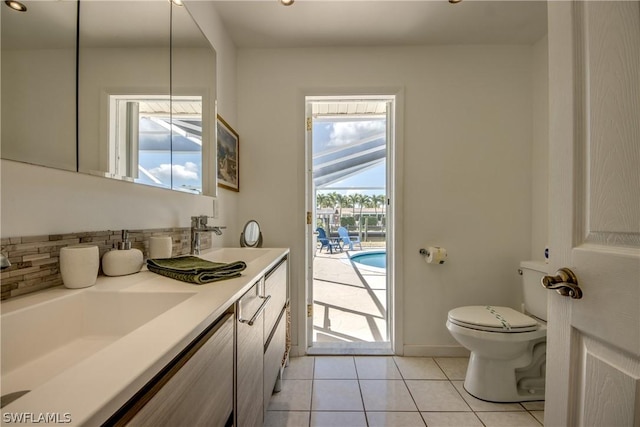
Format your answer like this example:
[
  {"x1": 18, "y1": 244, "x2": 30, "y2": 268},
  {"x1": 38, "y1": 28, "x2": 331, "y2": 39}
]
[
  {"x1": 373, "y1": 194, "x2": 385, "y2": 222},
  {"x1": 358, "y1": 194, "x2": 372, "y2": 226},
  {"x1": 315, "y1": 193, "x2": 333, "y2": 230},
  {"x1": 344, "y1": 194, "x2": 357, "y2": 221},
  {"x1": 316, "y1": 193, "x2": 329, "y2": 210},
  {"x1": 363, "y1": 195, "x2": 376, "y2": 226},
  {"x1": 332, "y1": 192, "x2": 345, "y2": 228},
  {"x1": 376, "y1": 194, "x2": 386, "y2": 226}
]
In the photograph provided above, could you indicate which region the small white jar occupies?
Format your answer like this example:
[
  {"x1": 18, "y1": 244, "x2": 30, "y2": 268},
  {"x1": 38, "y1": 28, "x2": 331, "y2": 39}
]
[
  {"x1": 59, "y1": 245, "x2": 100, "y2": 289},
  {"x1": 149, "y1": 236, "x2": 172, "y2": 259}
]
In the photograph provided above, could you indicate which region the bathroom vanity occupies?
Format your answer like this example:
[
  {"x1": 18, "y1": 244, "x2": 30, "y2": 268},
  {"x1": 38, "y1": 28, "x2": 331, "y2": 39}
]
[{"x1": 0, "y1": 247, "x2": 289, "y2": 426}]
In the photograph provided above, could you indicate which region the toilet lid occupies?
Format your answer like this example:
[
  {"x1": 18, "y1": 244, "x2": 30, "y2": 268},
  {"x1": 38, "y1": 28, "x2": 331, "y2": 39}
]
[{"x1": 448, "y1": 306, "x2": 539, "y2": 333}]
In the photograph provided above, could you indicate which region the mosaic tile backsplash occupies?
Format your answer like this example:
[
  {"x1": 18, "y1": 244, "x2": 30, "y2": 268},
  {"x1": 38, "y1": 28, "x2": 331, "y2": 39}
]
[{"x1": 0, "y1": 228, "x2": 211, "y2": 301}]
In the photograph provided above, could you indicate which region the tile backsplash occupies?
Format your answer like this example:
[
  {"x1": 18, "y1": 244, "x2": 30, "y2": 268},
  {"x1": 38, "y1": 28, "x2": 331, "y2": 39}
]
[{"x1": 0, "y1": 228, "x2": 211, "y2": 301}]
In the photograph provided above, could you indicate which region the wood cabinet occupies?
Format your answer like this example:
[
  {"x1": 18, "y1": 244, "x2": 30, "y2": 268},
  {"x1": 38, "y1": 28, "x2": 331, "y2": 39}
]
[
  {"x1": 263, "y1": 258, "x2": 288, "y2": 346},
  {"x1": 107, "y1": 253, "x2": 289, "y2": 427},
  {"x1": 263, "y1": 307, "x2": 286, "y2": 416},
  {"x1": 109, "y1": 313, "x2": 234, "y2": 426},
  {"x1": 235, "y1": 281, "x2": 266, "y2": 427},
  {"x1": 235, "y1": 256, "x2": 289, "y2": 427},
  {"x1": 262, "y1": 258, "x2": 288, "y2": 416}
]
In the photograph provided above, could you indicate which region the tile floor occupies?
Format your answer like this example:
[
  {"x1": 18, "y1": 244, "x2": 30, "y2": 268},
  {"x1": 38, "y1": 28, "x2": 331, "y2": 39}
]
[{"x1": 265, "y1": 356, "x2": 544, "y2": 427}]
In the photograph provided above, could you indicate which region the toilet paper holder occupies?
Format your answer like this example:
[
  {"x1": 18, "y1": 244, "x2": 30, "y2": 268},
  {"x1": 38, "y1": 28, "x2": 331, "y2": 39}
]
[{"x1": 419, "y1": 247, "x2": 447, "y2": 264}]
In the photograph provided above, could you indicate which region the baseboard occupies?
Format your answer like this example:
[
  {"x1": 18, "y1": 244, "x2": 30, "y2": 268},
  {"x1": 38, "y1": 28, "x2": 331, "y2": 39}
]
[
  {"x1": 289, "y1": 345, "x2": 303, "y2": 357},
  {"x1": 402, "y1": 345, "x2": 470, "y2": 357},
  {"x1": 290, "y1": 344, "x2": 469, "y2": 358}
]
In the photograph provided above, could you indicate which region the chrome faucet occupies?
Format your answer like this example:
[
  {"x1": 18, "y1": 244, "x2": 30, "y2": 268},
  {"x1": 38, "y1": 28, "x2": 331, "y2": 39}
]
[
  {"x1": 0, "y1": 253, "x2": 11, "y2": 270},
  {"x1": 190, "y1": 215, "x2": 225, "y2": 255}
]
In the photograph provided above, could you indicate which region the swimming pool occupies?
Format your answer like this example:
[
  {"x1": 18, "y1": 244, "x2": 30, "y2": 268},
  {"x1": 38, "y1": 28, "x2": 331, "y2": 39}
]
[{"x1": 349, "y1": 250, "x2": 386, "y2": 270}]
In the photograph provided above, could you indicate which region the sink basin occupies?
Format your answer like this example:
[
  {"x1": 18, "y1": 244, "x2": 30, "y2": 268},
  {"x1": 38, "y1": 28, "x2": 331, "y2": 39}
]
[{"x1": 1, "y1": 289, "x2": 195, "y2": 396}]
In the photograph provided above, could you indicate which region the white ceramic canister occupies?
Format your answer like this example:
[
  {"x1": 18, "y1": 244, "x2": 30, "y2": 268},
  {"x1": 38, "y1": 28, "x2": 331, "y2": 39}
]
[
  {"x1": 59, "y1": 245, "x2": 100, "y2": 289},
  {"x1": 149, "y1": 236, "x2": 172, "y2": 259}
]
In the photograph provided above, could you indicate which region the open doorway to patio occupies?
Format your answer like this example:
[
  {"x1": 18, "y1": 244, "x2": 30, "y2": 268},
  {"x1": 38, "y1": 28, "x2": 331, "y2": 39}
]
[{"x1": 305, "y1": 95, "x2": 395, "y2": 355}]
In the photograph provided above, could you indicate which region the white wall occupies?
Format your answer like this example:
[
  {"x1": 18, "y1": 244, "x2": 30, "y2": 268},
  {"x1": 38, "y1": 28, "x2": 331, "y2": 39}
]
[
  {"x1": 186, "y1": 1, "x2": 240, "y2": 241},
  {"x1": 531, "y1": 36, "x2": 550, "y2": 261},
  {"x1": 1, "y1": 4, "x2": 239, "y2": 246},
  {"x1": 236, "y1": 45, "x2": 542, "y2": 355}
]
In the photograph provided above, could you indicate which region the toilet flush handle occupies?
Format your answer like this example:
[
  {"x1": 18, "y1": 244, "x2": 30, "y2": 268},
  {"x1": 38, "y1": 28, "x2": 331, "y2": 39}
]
[{"x1": 541, "y1": 267, "x2": 583, "y2": 299}]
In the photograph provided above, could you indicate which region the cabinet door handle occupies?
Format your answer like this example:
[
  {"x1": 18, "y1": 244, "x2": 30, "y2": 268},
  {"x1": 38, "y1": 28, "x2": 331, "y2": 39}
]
[{"x1": 239, "y1": 295, "x2": 271, "y2": 326}]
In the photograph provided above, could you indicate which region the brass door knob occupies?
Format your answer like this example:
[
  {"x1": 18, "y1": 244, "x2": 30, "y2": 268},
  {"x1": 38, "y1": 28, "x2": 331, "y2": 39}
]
[{"x1": 541, "y1": 267, "x2": 583, "y2": 299}]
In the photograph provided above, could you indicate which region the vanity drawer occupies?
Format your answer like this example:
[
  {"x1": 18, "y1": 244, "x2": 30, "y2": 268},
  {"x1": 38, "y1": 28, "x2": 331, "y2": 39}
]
[
  {"x1": 264, "y1": 308, "x2": 286, "y2": 416},
  {"x1": 263, "y1": 258, "x2": 288, "y2": 344},
  {"x1": 124, "y1": 313, "x2": 234, "y2": 427}
]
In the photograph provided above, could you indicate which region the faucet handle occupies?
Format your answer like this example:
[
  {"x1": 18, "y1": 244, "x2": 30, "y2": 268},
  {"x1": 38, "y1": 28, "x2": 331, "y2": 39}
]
[{"x1": 191, "y1": 215, "x2": 208, "y2": 228}]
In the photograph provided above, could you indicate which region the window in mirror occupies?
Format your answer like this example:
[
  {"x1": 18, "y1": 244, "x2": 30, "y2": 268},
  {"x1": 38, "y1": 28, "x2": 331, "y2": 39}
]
[
  {"x1": 170, "y1": 97, "x2": 204, "y2": 194},
  {"x1": 109, "y1": 95, "x2": 203, "y2": 194}
]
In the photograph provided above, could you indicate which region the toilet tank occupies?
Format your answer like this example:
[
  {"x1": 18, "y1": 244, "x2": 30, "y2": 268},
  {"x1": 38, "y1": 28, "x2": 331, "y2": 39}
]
[{"x1": 520, "y1": 260, "x2": 552, "y2": 321}]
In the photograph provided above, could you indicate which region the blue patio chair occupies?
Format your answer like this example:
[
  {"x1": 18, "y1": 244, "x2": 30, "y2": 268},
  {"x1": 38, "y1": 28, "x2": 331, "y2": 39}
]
[
  {"x1": 337, "y1": 227, "x2": 362, "y2": 250},
  {"x1": 316, "y1": 227, "x2": 339, "y2": 253}
]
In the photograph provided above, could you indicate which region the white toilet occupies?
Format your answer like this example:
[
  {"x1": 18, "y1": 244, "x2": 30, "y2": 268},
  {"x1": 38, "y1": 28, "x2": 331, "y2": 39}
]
[{"x1": 446, "y1": 261, "x2": 550, "y2": 402}]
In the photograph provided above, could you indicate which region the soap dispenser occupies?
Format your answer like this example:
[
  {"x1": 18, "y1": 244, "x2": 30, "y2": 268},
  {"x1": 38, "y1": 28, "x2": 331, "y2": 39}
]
[{"x1": 102, "y1": 230, "x2": 144, "y2": 276}]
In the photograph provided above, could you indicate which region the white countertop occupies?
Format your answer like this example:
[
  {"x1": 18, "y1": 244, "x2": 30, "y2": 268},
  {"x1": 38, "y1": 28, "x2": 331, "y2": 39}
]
[{"x1": 1, "y1": 247, "x2": 289, "y2": 426}]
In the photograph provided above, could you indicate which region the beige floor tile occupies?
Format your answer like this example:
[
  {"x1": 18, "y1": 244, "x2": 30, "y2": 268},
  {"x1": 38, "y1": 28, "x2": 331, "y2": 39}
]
[
  {"x1": 366, "y1": 411, "x2": 426, "y2": 426},
  {"x1": 421, "y1": 412, "x2": 484, "y2": 427},
  {"x1": 406, "y1": 380, "x2": 471, "y2": 412},
  {"x1": 393, "y1": 357, "x2": 447, "y2": 380},
  {"x1": 267, "y1": 380, "x2": 312, "y2": 411},
  {"x1": 359, "y1": 380, "x2": 418, "y2": 411},
  {"x1": 283, "y1": 356, "x2": 315, "y2": 380},
  {"x1": 310, "y1": 411, "x2": 367, "y2": 427},
  {"x1": 312, "y1": 379, "x2": 364, "y2": 411},
  {"x1": 314, "y1": 356, "x2": 357, "y2": 379},
  {"x1": 452, "y1": 381, "x2": 525, "y2": 412},
  {"x1": 355, "y1": 356, "x2": 402, "y2": 379},
  {"x1": 530, "y1": 410, "x2": 544, "y2": 425},
  {"x1": 476, "y1": 411, "x2": 543, "y2": 426},
  {"x1": 434, "y1": 357, "x2": 469, "y2": 380},
  {"x1": 264, "y1": 411, "x2": 310, "y2": 427},
  {"x1": 521, "y1": 401, "x2": 545, "y2": 411}
]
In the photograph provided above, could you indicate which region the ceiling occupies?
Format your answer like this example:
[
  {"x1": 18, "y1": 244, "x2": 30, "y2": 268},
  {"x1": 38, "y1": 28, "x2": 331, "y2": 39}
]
[
  {"x1": 209, "y1": 0, "x2": 548, "y2": 49},
  {"x1": 1, "y1": 1, "x2": 212, "y2": 49},
  {"x1": 1, "y1": 1, "x2": 547, "y2": 50}
]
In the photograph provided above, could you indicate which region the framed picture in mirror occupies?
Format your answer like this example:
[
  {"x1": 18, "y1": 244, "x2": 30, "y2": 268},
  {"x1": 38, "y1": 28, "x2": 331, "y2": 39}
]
[{"x1": 216, "y1": 115, "x2": 239, "y2": 192}]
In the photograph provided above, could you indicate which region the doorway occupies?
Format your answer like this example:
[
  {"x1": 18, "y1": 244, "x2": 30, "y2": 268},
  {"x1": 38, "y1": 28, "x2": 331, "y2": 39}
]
[{"x1": 305, "y1": 95, "x2": 396, "y2": 355}]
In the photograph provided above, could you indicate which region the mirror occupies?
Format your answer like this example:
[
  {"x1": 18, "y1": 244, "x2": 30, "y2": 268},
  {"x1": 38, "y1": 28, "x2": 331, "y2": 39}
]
[
  {"x1": 1, "y1": 0, "x2": 217, "y2": 196},
  {"x1": 170, "y1": 4, "x2": 217, "y2": 195},
  {"x1": 1, "y1": 0, "x2": 78, "y2": 171},
  {"x1": 240, "y1": 220, "x2": 263, "y2": 248},
  {"x1": 78, "y1": 1, "x2": 216, "y2": 195},
  {"x1": 77, "y1": 1, "x2": 171, "y2": 183}
]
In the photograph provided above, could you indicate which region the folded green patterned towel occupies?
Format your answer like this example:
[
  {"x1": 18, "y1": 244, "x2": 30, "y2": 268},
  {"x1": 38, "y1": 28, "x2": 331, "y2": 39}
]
[{"x1": 147, "y1": 255, "x2": 247, "y2": 285}]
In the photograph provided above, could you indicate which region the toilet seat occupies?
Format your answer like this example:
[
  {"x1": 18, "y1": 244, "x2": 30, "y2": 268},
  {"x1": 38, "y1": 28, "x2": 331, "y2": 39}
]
[{"x1": 448, "y1": 306, "x2": 538, "y2": 333}]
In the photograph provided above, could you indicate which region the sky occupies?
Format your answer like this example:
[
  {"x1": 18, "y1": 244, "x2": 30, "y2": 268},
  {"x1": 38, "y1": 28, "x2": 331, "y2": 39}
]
[{"x1": 313, "y1": 118, "x2": 386, "y2": 197}]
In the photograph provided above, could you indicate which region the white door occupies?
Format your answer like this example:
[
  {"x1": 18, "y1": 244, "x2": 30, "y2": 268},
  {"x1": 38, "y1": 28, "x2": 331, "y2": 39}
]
[
  {"x1": 545, "y1": 2, "x2": 640, "y2": 426},
  {"x1": 304, "y1": 95, "x2": 397, "y2": 353}
]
